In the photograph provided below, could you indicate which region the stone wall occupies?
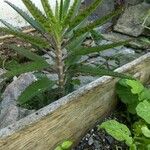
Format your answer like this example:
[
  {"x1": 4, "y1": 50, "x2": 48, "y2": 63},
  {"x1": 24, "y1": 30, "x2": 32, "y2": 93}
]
[
  {"x1": 84, "y1": 0, "x2": 145, "y2": 19},
  {"x1": 84, "y1": 0, "x2": 115, "y2": 19}
]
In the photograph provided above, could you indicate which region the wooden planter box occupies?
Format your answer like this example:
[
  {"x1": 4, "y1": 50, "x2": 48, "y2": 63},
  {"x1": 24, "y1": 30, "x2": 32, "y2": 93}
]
[{"x1": 0, "y1": 53, "x2": 150, "y2": 150}]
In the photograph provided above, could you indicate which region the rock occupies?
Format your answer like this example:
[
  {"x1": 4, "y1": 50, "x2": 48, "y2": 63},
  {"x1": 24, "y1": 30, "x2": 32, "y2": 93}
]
[
  {"x1": 45, "y1": 72, "x2": 58, "y2": 81},
  {"x1": 94, "y1": 140, "x2": 101, "y2": 150},
  {"x1": 108, "y1": 60, "x2": 119, "y2": 69},
  {"x1": 88, "y1": 136, "x2": 94, "y2": 145},
  {"x1": 97, "y1": 39, "x2": 112, "y2": 46},
  {"x1": 88, "y1": 52, "x2": 99, "y2": 58},
  {"x1": 43, "y1": 53, "x2": 55, "y2": 65},
  {"x1": 117, "y1": 47, "x2": 135, "y2": 55},
  {"x1": 102, "y1": 32, "x2": 132, "y2": 42},
  {"x1": 0, "y1": 73, "x2": 36, "y2": 129},
  {"x1": 74, "y1": 75, "x2": 98, "y2": 89},
  {"x1": 102, "y1": 32, "x2": 150, "y2": 49},
  {"x1": 0, "y1": 68, "x2": 6, "y2": 88},
  {"x1": 95, "y1": 22, "x2": 113, "y2": 34},
  {"x1": 105, "y1": 136, "x2": 114, "y2": 144},
  {"x1": 99, "y1": 49, "x2": 119, "y2": 57},
  {"x1": 78, "y1": 56, "x2": 89, "y2": 63},
  {"x1": 84, "y1": 0, "x2": 115, "y2": 19},
  {"x1": 114, "y1": 3, "x2": 150, "y2": 37},
  {"x1": 87, "y1": 57, "x2": 106, "y2": 65}
]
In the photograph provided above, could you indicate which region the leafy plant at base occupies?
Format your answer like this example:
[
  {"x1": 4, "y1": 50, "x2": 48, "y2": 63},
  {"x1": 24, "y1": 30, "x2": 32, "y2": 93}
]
[
  {"x1": 100, "y1": 120, "x2": 133, "y2": 146},
  {"x1": 0, "y1": 0, "x2": 131, "y2": 108},
  {"x1": 99, "y1": 79, "x2": 150, "y2": 149},
  {"x1": 55, "y1": 140, "x2": 73, "y2": 150}
]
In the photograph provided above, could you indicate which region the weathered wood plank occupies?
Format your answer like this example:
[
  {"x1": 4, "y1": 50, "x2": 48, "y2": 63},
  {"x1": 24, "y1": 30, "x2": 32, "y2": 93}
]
[{"x1": 0, "y1": 53, "x2": 150, "y2": 150}]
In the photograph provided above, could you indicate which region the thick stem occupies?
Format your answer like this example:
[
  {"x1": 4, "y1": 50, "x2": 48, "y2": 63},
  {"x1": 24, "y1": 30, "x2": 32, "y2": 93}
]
[{"x1": 56, "y1": 44, "x2": 65, "y2": 94}]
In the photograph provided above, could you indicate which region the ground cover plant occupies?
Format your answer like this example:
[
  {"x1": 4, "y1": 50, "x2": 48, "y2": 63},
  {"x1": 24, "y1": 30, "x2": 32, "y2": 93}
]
[
  {"x1": 0, "y1": 0, "x2": 131, "y2": 109},
  {"x1": 55, "y1": 140, "x2": 73, "y2": 150},
  {"x1": 100, "y1": 79, "x2": 150, "y2": 149}
]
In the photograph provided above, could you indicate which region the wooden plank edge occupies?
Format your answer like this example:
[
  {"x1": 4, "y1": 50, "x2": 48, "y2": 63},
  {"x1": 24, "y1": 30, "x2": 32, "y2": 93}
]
[{"x1": 0, "y1": 53, "x2": 149, "y2": 150}]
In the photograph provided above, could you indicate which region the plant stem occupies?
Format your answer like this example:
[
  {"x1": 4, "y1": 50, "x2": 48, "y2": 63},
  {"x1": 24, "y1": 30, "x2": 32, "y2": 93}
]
[{"x1": 56, "y1": 44, "x2": 65, "y2": 95}]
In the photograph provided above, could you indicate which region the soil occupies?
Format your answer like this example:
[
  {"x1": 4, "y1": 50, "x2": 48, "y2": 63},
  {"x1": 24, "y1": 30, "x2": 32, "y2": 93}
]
[{"x1": 73, "y1": 104, "x2": 129, "y2": 150}]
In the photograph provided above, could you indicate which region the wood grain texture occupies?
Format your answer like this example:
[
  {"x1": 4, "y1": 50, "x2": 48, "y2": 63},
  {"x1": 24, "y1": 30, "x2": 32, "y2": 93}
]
[{"x1": 0, "y1": 53, "x2": 150, "y2": 150}]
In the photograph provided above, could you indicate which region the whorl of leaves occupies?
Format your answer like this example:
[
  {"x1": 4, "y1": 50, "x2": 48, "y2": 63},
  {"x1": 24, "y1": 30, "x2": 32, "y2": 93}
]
[
  {"x1": 22, "y1": 0, "x2": 51, "y2": 33},
  {"x1": 69, "y1": 0, "x2": 103, "y2": 30}
]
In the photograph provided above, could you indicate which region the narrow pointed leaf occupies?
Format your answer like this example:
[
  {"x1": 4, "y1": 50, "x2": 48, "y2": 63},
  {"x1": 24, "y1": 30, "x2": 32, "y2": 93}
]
[
  {"x1": 5, "y1": 61, "x2": 49, "y2": 78},
  {"x1": 69, "y1": 0, "x2": 103, "y2": 30},
  {"x1": 22, "y1": 0, "x2": 51, "y2": 33},
  {"x1": 41, "y1": 0, "x2": 57, "y2": 25},
  {"x1": 60, "y1": 0, "x2": 64, "y2": 20},
  {"x1": 18, "y1": 77, "x2": 55, "y2": 105},
  {"x1": 75, "y1": 65, "x2": 132, "y2": 79},
  {"x1": 74, "y1": 8, "x2": 123, "y2": 37},
  {"x1": 63, "y1": 0, "x2": 80, "y2": 27},
  {"x1": 55, "y1": 0, "x2": 59, "y2": 19},
  {"x1": 5, "y1": 1, "x2": 44, "y2": 32},
  {"x1": 0, "y1": 19, "x2": 19, "y2": 31},
  {"x1": 67, "y1": 40, "x2": 130, "y2": 62},
  {"x1": 9, "y1": 45, "x2": 46, "y2": 62},
  {"x1": 41, "y1": 0, "x2": 60, "y2": 37},
  {"x1": 63, "y1": 0, "x2": 71, "y2": 18},
  {"x1": 66, "y1": 33, "x2": 88, "y2": 51},
  {"x1": 0, "y1": 27, "x2": 49, "y2": 48}
]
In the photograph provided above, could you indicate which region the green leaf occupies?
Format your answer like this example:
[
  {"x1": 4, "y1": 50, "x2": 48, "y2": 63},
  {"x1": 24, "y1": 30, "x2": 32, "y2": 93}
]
[
  {"x1": 61, "y1": 140, "x2": 73, "y2": 149},
  {"x1": 5, "y1": 60, "x2": 22, "y2": 70},
  {"x1": 41, "y1": 0, "x2": 56, "y2": 24},
  {"x1": 8, "y1": 45, "x2": 46, "y2": 62},
  {"x1": 66, "y1": 33, "x2": 88, "y2": 51},
  {"x1": 68, "y1": 0, "x2": 103, "y2": 30},
  {"x1": 136, "y1": 100, "x2": 150, "y2": 124},
  {"x1": 99, "y1": 120, "x2": 133, "y2": 146},
  {"x1": 22, "y1": 0, "x2": 51, "y2": 33},
  {"x1": 132, "y1": 120, "x2": 145, "y2": 136},
  {"x1": 126, "y1": 79, "x2": 144, "y2": 95},
  {"x1": 129, "y1": 144, "x2": 137, "y2": 150},
  {"x1": 5, "y1": 61, "x2": 49, "y2": 78},
  {"x1": 63, "y1": 0, "x2": 80, "y2": 27},
  {"x1": 116, "y1": 79, "x2": 140, "y2": 114},
  {"x1": 63, "y1": 0, "x2": 71, "y2": 18},
  {"x1": 0, "y1": 19, "x2": 19, "y2": 31},
  {"x1": 41, "y1": 0, "x2": 60, "y2": 37},
  {"x1": 59, "y1": 0, "x2": 64, "y2": 21},
  {"x1": 141, "y1": 126, "x2": 150, "y2": 138},
  {"x1": 90, "y1": 30, "x2": 103, "y2": 42},
  {"x1": 55, "y1": 0, "x2": 59, "y2": 20},
  {"x1": 0, "y1": 27, "x2": 49, "y2": 48},
  {"x1": 67, "y1": 41, "x2": 130, "y2": 61},
  {"x1": 54, "y1": 146, "x2": 63, "y2": 150},
  {"x1": 18, "y1": 77, "x2": 55, "y2": 105},
  {"x1": 139, "y1": 88, "x2": 150, "y2": 101},
  {"x1": 74, "y1": 65, "x2": 132, "y2": 79},
  {"x1": 5, "y1": 1, "x2": 44, "y2": 32},
  {"x1": 74, "y1": 8, "x2": 123, "y2": 38}
]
